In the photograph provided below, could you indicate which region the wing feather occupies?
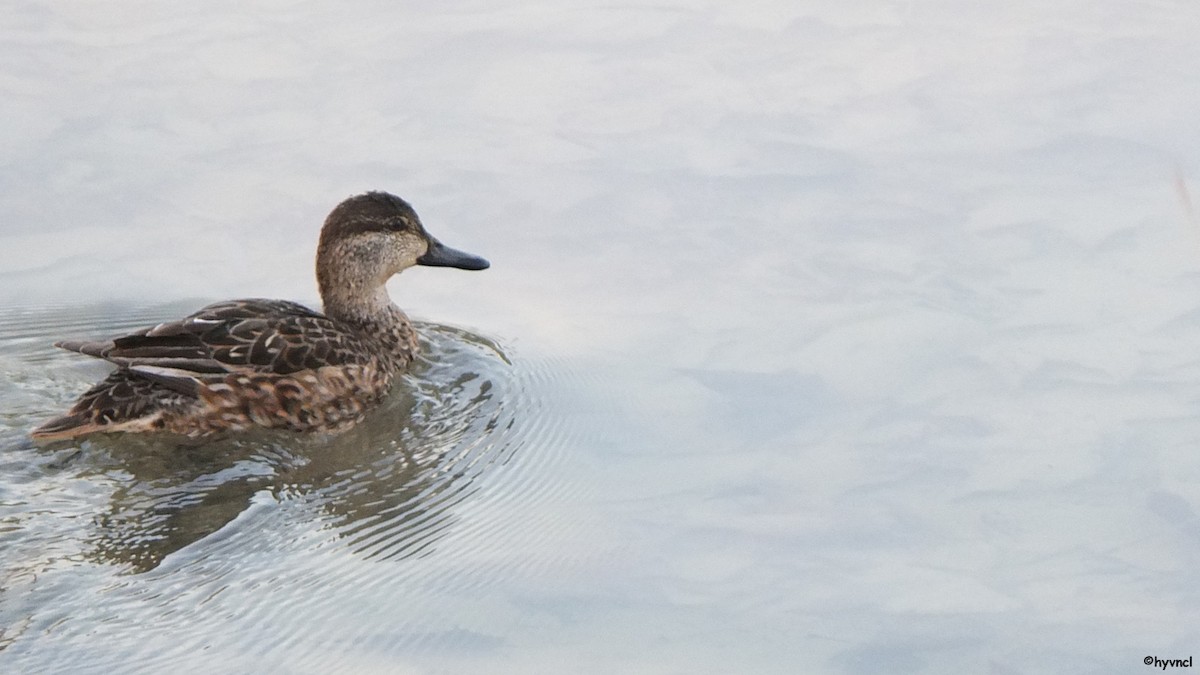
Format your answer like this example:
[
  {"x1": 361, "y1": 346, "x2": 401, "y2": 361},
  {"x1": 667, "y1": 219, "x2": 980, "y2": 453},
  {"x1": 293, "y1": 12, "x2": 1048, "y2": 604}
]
[{"x1": 54, "y1": 298, "x2": 375, "y2": 378}]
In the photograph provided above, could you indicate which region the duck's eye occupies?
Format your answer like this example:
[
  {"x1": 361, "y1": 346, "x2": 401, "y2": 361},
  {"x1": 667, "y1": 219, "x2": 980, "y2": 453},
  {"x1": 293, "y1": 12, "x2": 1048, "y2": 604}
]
[{"x1": 390, "y1": 216, "x2": 412, "y2": 231}]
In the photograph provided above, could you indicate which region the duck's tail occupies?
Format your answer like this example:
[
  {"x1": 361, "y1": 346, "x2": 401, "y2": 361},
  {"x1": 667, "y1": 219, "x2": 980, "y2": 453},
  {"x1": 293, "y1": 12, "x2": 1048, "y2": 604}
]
[
  {"x1": 30, "y1": 412, "x2": 107, "y2": 442},
  {"x1": 30, "y1": 370, "x2": 176, "y2": 443}
]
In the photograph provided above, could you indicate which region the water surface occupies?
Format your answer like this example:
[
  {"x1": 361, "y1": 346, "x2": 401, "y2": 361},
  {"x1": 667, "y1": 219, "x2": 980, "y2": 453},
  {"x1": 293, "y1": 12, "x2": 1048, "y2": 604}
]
[
  {"x1": 0, "y1": 304, "x2": 585, "y2": 671},
  {"x1": 5, "y1": 1, "x2": 1200, "y2": 673}
]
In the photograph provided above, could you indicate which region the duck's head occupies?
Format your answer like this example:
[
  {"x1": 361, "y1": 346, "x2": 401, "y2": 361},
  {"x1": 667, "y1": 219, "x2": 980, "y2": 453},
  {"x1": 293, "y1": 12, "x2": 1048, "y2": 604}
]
[{"x1": 316, "y1": 191, "x2": 488, "y2": 317}]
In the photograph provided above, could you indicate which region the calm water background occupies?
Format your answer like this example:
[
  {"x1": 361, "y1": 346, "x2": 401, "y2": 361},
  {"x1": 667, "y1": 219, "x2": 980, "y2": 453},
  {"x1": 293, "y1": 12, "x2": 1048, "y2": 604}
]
[{"x1": 3, "y1": 1, "x2": 1200, "y2": 673}]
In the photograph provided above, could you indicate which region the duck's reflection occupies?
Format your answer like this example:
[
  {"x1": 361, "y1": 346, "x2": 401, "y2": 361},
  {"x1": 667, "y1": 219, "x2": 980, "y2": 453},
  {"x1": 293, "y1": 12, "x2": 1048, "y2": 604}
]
[{"x1": 76, "y1": 332, "x2": 513, "y2": 574}]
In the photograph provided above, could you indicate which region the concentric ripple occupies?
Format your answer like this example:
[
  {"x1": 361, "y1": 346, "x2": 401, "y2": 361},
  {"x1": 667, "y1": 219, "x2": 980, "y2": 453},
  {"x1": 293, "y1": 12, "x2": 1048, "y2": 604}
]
[{"x1": 0, "y1": 302, "x2": 589, "y2": 671}]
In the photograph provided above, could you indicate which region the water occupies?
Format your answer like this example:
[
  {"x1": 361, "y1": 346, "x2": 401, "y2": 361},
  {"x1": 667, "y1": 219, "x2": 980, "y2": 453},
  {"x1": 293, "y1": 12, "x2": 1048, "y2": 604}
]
[
  {"x1": 0, "y1": 308, "x2": 573, "y2": 668},
  {"x1": 4, "y1": 1, "x2": 1200, "y2": 673}
]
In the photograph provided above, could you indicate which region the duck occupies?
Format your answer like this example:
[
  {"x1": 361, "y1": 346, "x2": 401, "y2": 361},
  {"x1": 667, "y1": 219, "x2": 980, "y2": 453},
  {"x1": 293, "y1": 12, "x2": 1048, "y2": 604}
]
[{"x1": 31, "y1": 191, "x2": 489, "y2": 442}]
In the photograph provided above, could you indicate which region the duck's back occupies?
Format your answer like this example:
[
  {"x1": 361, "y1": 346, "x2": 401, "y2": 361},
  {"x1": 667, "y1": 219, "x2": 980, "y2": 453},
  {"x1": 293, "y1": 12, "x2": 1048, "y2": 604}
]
[{"x1": 68, "y1": 299, "x2": 372, "y2": 370}]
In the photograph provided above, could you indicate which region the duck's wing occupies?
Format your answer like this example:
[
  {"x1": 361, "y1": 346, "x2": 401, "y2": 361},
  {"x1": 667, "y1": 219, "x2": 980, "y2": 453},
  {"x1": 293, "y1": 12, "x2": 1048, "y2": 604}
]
[{"x1": 55, "y1": 299, "x2": 374, "y2": 383}]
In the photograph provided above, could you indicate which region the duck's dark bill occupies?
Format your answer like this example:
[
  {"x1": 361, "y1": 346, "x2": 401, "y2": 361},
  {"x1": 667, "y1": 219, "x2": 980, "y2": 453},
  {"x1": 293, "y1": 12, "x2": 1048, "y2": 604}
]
[{"x1": 418, "y1": 239, "x2": 490, "y2": 270}]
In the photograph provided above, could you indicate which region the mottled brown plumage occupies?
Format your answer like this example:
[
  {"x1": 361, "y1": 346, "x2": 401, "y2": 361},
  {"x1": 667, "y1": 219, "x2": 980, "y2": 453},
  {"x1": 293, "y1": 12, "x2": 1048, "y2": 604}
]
[{"x1": 32, "y1": 191, "x2": 488, "y2": 442}]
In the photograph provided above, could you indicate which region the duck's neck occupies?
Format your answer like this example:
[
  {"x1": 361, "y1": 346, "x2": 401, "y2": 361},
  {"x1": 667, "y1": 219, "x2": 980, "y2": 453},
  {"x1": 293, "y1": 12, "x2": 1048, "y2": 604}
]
[
  {"x1": 322, "y1": 283, "x2": 398, "y2": 325},
  {"x1": 320, "y1": 274, "x2": 418, "y2": 372},
  {"x1": 318, "y1": 257, "x2": 407, "y2": 329}
]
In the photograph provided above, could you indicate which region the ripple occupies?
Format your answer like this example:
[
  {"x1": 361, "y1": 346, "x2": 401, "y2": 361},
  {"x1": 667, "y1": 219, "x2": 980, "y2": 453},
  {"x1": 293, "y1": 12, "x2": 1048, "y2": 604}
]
[{"x1": 0, "y1": 302, "x2": 591, "y2": 671}]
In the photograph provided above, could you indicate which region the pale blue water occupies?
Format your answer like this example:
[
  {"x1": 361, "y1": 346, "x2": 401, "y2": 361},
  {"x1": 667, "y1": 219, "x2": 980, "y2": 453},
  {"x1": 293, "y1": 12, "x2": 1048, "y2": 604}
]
[{"x1": 3, "y1": 1, "x2": 1200, "y2": 673}]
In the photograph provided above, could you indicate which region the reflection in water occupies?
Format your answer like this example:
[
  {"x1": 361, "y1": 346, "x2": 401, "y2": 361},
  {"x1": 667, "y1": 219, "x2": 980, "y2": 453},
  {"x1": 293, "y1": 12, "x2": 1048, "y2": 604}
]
[
  {"x1": 3, "y1": 309, "x2": 519, "y2": 574},
  {"x1": 0, "y1": 303, "x2": 580, "y2": 672}
]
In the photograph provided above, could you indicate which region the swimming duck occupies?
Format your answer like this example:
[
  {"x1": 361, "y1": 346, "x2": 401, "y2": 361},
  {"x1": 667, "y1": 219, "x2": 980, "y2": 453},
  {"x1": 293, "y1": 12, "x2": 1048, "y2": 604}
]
[{"x1": 31, "y1": 191, "x2": 488, "y2": 442}]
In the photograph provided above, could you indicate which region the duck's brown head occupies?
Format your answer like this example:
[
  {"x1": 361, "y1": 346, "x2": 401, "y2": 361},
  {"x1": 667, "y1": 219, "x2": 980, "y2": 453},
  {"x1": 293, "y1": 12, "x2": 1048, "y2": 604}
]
[{"x1": 316, "y1": 191, "x2": 488, "y2": 321}]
